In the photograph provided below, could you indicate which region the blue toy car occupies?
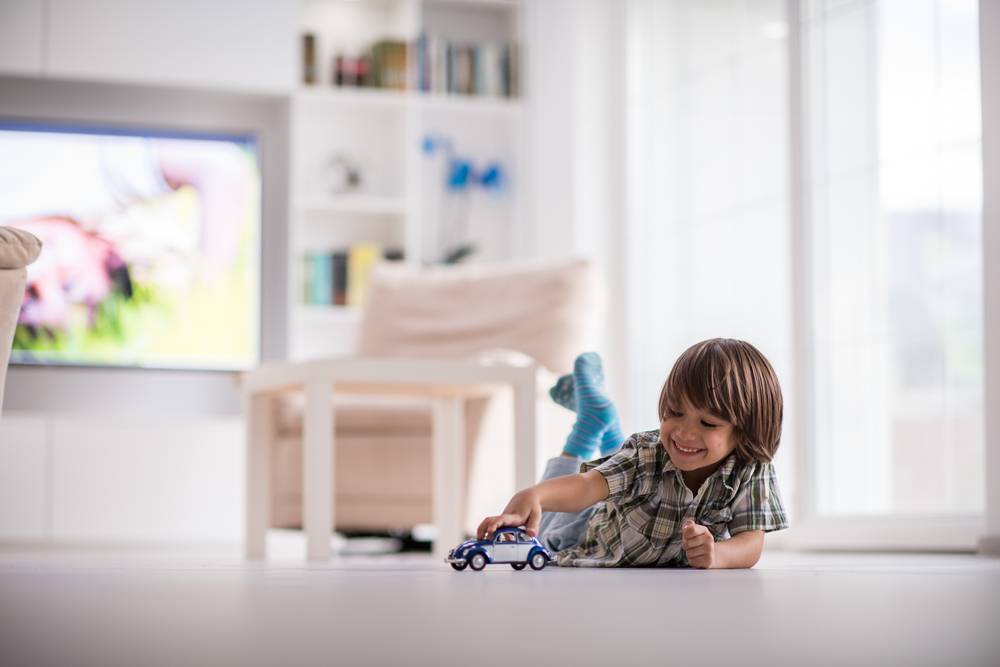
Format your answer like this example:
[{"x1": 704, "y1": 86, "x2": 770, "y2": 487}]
[{"x1": 446, "y1": 527, "x2": 553, "y2": 571}]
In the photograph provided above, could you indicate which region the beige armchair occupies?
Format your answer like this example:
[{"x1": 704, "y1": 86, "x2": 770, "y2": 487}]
[
  {"x1": 269, "y1": 257, "x2": 597, "y2": 539},
  {"x1": 0, "y1": 227, "x2": 42, "y2": 414}
]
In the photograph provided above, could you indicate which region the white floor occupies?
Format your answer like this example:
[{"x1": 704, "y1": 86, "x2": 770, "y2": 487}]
[{"x1": 1, "y1": 543, "x2": 998, "y2": 667}]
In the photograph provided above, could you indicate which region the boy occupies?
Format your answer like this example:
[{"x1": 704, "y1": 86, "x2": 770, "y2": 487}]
[{"x1": 477, "y1": 339, "x2": 788, "y2": 568}]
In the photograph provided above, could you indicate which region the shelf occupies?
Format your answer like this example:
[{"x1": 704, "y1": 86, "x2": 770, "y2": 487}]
[
  {"x1": 296, "y1": 86, "x2": 409, "y2": 109},
  {"x1": 294, "y1": 86, "x2": 521, "y2": 116},
  {"x1": 418, "y1": 92, "x2": 522, "y2": 116},
  {"x1": 298, "y1": 194, "x2": 408, "y2": 217},
  {"x1": 295, "y1": 304, "x2": 361, "y2": 324},
  {"x1": 423, "y1": 0, "x2": 520, "y2": 8}
]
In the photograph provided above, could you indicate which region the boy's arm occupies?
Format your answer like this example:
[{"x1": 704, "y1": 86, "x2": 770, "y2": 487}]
[
  {"x1": 682, "y1": 520, "x2": 764, "y2": 569},
  {"x1": 477, "y1": 469, "x2": 609, "y2": 539},
  {"x1": 711, "y1": 530, "x2": 765, "y2": 568}
]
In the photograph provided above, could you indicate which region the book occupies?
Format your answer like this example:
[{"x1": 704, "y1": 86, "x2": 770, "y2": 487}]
[
  {"x1": 347, "y1": 243, "x2": 381, "y2": 307},
  {"x1": 303, "y1": 255, "x2": 313, "y2": 304},
  {"x1": 302, "y1": 33, "x2": 317, "y2": 85},
  {"x1": 372, "y1": 40, "x2": 408, "y2": 90},
  {"x1": 331, "y1": 251, "x2": 348, "y2": 306},
  {"x1": 412, "y1": 34, "x2": 519, "y2": 98},
  {"x1": 308, "y1": 253, "x2": 332, "y2": 306},
  {"x1": 302, "y1": 246, "x2": 401, "y2": 307}
]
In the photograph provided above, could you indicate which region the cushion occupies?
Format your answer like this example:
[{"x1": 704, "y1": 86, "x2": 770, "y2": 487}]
[
  {"x1": 356, "y1": 258, "x2": 597, "y2": 374},
  {"x1": 0, "y1": 226, "x2": 42, "y2": 270}
]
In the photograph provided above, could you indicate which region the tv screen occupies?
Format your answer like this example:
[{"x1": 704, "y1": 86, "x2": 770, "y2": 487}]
[{"x1": 0, "y1": 121, "x2": 261, "y2": 370}]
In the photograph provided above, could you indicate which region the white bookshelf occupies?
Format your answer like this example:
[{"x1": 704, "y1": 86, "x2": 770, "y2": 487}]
[{"x1": 289, "y1": 0, "x2": 524, "y2": 360}]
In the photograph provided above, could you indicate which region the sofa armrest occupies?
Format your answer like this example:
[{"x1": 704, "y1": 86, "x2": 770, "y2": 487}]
[{"x1": 0, "y1": 226, "x2": 42, "y2": 270}]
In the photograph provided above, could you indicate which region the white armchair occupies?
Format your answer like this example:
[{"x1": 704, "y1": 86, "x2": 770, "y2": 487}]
[{"x1": 246, "y1": 257, "x2": 597, "y2": 559}]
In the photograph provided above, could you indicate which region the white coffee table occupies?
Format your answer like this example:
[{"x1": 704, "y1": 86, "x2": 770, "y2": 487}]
[{"x1": 241, "y1": 356, "x2": 540, "y2": 561}]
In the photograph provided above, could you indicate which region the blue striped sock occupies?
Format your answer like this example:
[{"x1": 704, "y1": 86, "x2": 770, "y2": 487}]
[
  {"x1": 550, "y1": 370, "x2": 625, "y2": 455},
  {"x1": 599, "y1": 421, "x2": 625, "y2": 457},
  {"x1": 548, "y1": 373, "x2": 575, "y2": 411},
  {"x1": 561, "y1": 353, "x2": 621, "y2": 460}
]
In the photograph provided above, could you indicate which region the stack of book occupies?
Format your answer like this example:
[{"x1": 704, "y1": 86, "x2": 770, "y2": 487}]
[
  {"x1": 413, "y1": 34, "x2": 518, "y2": 97},
  {"x1": 309, "y1": 31, "x2": 519, "y2": 98},
  {"x1": 371, "y1": 39, "x2": 408, "y2": 90},
  {"x1": 303, "y1": 244, "x2": 403, "y2": 308}
]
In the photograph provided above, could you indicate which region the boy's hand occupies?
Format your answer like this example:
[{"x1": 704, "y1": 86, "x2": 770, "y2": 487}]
[
  {"x1": 681, "y1": 518, "x2": 716, "y2": 569},
  {"x1": 477, "y1": 490, "x2": 542, "y2": 540}
]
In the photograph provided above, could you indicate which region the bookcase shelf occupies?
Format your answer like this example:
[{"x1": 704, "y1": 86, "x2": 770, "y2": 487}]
[
  {"x1": 290, "y1": 0, "x2": 524, "y2": 360},
  {"x1": 298, "y1": 193, "x2": 409, "y2": 217},
  {"x1": 295, "y1": 304, "x2": 361, "y2": 324},
  {"x1": 418, "y1": 92, "x2": 521, "y2": 116},
  {"x1": 295, "y1": 85, "x2": 410, "y2": 109},
  {"x1": 295, "y1": 86, "x2": 522, "y2": 117}
]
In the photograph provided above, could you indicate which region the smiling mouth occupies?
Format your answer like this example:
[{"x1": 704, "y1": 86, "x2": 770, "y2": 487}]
[{"x1": 672, "y1": 440, "x2": 704, "y2": 455}]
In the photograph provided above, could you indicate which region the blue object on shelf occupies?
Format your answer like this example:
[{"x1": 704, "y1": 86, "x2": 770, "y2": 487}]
[
  {"x1": 480, "y1": 163, "x2": 503, "y2": 190},
  {"x1": 447, "y1": 159, "x2": 472, "y2": 190}
]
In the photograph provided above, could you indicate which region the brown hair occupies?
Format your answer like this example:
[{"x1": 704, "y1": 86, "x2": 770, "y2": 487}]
[{"x1": 657, "y1": 338, "x2": 783, "y2": 463}]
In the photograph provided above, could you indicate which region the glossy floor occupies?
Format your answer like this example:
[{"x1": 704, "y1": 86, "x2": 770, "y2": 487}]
[{"x1": 1, "y1": 544, "x2": 998, "y2": 666}]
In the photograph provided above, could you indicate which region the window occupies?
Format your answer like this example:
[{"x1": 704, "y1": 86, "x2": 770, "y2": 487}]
[
  {"x1": 624, "y1": 0, "x2": 984, "y2": 547},
  {"x1": 801, "y1": 0, "x2": 983, "y2": 519}
]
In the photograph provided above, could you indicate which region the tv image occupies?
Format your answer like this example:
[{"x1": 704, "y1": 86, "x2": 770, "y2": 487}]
[{"x1": 1, "y1": 121, "x2": 261, "y2": 370}]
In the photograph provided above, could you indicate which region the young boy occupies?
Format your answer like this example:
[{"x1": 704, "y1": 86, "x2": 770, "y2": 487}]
[{"x1": 477, "y1": 338, "x2": 788, "y2": 568}]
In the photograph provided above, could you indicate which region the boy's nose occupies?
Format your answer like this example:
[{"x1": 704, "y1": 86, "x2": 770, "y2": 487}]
[{"x1": 674, "y1": 429, "x2": 696, "y2": 442}]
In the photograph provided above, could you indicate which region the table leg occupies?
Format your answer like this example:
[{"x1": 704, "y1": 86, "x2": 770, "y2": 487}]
[
  {"x1": 513, "y1": 371, "x2": 538, "y2": 491},
  {"x1": 432, "y1": 396, "x2": 465, "y2": 561},
  {"x1": 245, "y1": 392, "x2": 273, "y2": 559},
  {"x1": 303, "y1": 381, "x2": 334, "y2": 560}
]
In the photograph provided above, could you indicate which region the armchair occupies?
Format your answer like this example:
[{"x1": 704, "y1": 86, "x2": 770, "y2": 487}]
[
  {"x1": 263, "y1": 257, "x2": 597, "y2": 555},
  {"x1": 0, "y1": 227, "x2": 42, "y2": 415}
]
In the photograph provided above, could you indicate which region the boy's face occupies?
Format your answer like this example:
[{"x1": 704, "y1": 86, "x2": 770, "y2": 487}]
[{"x1": 659, "y1": 397, "x2": 738, "y2": 475}]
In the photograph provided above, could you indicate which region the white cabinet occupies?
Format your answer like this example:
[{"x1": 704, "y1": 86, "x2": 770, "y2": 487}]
[
  {"x1": 0, "y1": 415, "x2": 48, "y2": 540},
  {"x1": 0, "y1": 412, "x2": 245, "y2": 545},
  {"x1": 0, "y1": 0, "x2": 44, "y2": 76},
  {"x1": 49, "y1": 416, "x2": 245, "y2": 543},
  {"x1": 17, "y1": 0, "x2": 296, "y2": 93}
]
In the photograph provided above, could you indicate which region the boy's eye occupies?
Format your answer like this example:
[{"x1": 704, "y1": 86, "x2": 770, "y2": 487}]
[
  {"x1": 700, "y1": 420, "x2": 718, "y2": 428},
  {"x1": 667, "y1": 409, "x2": 683, "y2": 418}
]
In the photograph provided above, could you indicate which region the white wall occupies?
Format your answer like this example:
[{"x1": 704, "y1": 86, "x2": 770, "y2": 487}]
[
  {"x1": 0, "y1": 0, "x2": 296, "y2": 93},
  {"x1": 522, "y1": 0, "x2": 628, "y2": 404}
]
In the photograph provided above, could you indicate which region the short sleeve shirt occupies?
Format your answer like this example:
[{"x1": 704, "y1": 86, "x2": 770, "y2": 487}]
[{"x1": 553, "y1": 429, "x2": 788, "y2": 567}]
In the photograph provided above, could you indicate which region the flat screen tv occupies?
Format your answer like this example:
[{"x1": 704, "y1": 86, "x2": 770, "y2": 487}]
[{"x1": 0, "y1": 120, "x2": 261, "y2": 370}]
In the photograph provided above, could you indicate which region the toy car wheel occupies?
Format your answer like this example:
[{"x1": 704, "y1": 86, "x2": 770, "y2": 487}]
[
  {"x1": 511, "y1": 563, "x2": 527, "y2": 571},
  {"x1": 451, "y1": 561, "x2": 468, "y2": 571},
  {"x1": 468, "y1": 553, "x2": 487, "y2": 571},
  {"x1": 529, "y1": 552, "x2": 548, "y2": 571}
]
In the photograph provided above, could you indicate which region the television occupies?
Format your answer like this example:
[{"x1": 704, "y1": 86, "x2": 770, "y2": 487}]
[{"x1": 0, "y1": 120, "x2": 261, "y2": 370}]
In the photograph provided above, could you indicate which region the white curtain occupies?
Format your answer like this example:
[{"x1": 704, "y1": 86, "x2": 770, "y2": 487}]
[
  {"x1": 802, "y1": 0, "x2": 983, "y2": 517},
  {"x1": 623, "y1": 0, "x2": 796, "y2": 503},
  {"x1": 622, "y1": 0, "x2": 984, "y2": 538}
]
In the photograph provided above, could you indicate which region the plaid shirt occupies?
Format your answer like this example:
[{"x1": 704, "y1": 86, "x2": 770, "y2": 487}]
[{"x1": 554, "y1": 429, "x2": 788, "y2": 567}]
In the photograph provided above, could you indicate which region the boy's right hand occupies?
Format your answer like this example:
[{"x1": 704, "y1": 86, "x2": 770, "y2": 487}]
[{"x1": 476, "y1": 489, "x2": 543, "y2": 540}]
